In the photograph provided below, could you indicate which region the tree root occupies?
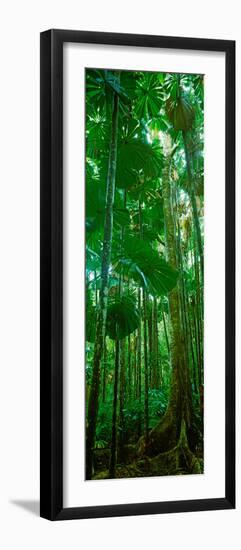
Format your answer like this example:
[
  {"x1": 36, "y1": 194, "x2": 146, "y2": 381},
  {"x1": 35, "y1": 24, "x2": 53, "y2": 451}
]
[
  {"x1": 93, "y1": 421, "x2": 203, "y2": 480},
  {"x1": 136, "y1": 420, "x2": 202, "y2": 477},
  {"x1": 136, "y1": 408, "x2": 179, "y2": 457}
]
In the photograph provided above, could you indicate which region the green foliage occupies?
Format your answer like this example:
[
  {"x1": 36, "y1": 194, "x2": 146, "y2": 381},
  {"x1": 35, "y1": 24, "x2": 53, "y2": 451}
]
[
  {"x1": 86, "y1": 300, "x2": 97, "y2": 343},
  {"x1": 86, "y1": 172, "x2": 105, "y2": 233},
  {"x1": 166, "y1": 96, "x2": 195, "y2": 131},
  {"x1": 86, "y1": 171, "x2": 131, "y2": 233},
  {"x1": 96, "y1": 399, "x2": 113, "y2": 444},
  {"x1": 85, "y1": 68, "x2": 204, "y2": 476},
  {"x1": 95, "y1": 389, "x2": 169, "y2": 446},
  {"x1": 106, "y1": 296, "x2": 140, "y2": 340},
  {"x1": 86, "y1": 109, "x2": 109, "y2": 157},
  {"x1": 86, "y1": 246, "x2": 101, "y2": 273},
  {"x1": 116, "y1": 139, "x2": 162, "y2": 189},
  {"x1": 115, "y1": 236, "x2": 179, "y2": 296},
  {"x1": 148, "y1": 389, "x2": 169, "y2": 427},
  {"x1": 86, "y1": 69, "x2": 130, "y2": 115},
  {"x1": 134, "y1": 73, "x2": 164, "y2": 120},
  {"x1": 122, "y1": 391, "x2": 168, "y2": 438}
]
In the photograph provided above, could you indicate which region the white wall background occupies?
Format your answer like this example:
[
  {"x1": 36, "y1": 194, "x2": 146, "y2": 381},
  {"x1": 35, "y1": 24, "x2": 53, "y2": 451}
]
[{"x1": 0, "y1": 1, "x2": 239, "y2": 548}]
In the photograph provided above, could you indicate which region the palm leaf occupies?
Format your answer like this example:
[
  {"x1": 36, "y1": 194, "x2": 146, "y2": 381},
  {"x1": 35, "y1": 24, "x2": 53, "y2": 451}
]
[
  {"x1": 134, "y1": 73, "x2": 164, "y2": 120},
  {"x1": 166, "y1": 96, "x2": 195, "y2": 131},
  {"x1": 106, "y1": 296, "x2": 140, "y2": 340},
  {"x1": 116, "y1": 139, "x2": 162, "y2": 189},
  {"x1": 114, "y1": 237, "x2": 178, "y2": 296}
]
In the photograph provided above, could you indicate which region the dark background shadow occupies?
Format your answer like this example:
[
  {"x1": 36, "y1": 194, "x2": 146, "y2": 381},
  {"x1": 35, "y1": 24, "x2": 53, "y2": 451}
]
[{"x1": 10, "y1": 500, "x2": 40, "y2": 516}]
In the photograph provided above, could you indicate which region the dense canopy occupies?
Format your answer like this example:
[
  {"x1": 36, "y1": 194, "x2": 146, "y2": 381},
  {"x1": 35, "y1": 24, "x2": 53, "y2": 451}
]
[{"x1": 85, "y1": 68, "x2": 204, "y2": 480}]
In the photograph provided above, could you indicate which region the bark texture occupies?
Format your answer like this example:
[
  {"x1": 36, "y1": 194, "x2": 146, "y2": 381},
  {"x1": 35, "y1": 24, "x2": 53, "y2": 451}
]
[{"x1": 137, "y1": 150, "x2": 192, "y2": 458}]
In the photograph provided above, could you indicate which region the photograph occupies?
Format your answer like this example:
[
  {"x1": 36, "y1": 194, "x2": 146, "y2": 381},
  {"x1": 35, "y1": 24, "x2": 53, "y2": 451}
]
[
  {"x1": 40, "y1": 29, "x2": 235, "y2": 521},
  {"x1": 85, "y1": 68, "x2": 204, "y2": 481}
]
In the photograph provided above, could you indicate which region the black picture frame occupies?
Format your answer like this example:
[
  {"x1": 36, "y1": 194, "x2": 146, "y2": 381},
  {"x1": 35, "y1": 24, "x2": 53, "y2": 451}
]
[{"x1": 40, "y1": 29, "x2": 235, "y2": 521}]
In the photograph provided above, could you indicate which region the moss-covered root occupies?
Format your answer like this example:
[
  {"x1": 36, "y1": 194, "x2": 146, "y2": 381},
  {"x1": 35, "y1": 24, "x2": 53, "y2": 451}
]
[
  {"x1": 177, "y1": 419, "x2": 202, "y2": 474},
  {"x1": 136, "y1": 419, "x2": 202, "y2": 476},
  {"x1": 136, "y1": 423, "x2": 202, "y2": 477},
  {"x1": 93, "y1": 424, "x2": 202, "y2": 480}
]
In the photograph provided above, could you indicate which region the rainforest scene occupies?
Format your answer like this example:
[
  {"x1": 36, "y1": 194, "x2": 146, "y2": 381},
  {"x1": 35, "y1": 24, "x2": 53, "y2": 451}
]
[{"x1": 85, "y1": 68, "x2": 204, "y2": 480}]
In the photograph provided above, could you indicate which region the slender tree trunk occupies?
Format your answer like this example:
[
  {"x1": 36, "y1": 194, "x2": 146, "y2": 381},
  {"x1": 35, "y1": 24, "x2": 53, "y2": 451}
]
[
  {"x1": 137, "y1": 198, "x2": 143, "y2": 435},
  {"x1": 162, "y1": 152, "x2": 189, "y2": 430},
  {"x1": 137, "y1": 290, "x2": 142, "y2": 436},
  {"x1": 154, "y1": 298, "x2": 161, "y2": 386},
  {"x1": 148, "y1": 298, "x2": 153, "y2": 387},
  {"x1": 161, "y1": 303, "x2": 170, "y2": 354},
  {"x1": 189, "y1": 307, "x2": 199, "y2": 394},
  {"x1": 127, "y1": 335, "x2": 131, "y2": 401},
  {"x1": 182, "y1": 131, "x2": 204, "y2": 282},
  {"x1": 143, "y1": 290, "x2": 149, "y2": 445},
  {"x1": 86, "y1": 84, "x2": 119, "y2": 479},
  {"x1": 133, "y1": 335, "x2": 137, "y2": 399},
  {"x1": 102, "y1": 342, "x2": 107, "y2": 402},
  {"x1": 118, "y1": 191, "x2": 127, "y2": 461},
  {"x1": 94, "y1": 270, "x2": 98, "y2": 306},
  {"x1": 193, "y1": 232, "x2": 203, "y2": 381},
  {"x1": 109, "y1": 340, "x2": 120, "y2": 477},
  {"x1": 138, "y1": 200, "x2": 149, "y2": 443},
  {"x1": 118, "y1": 338, "x2": 126, "y2": 462}
]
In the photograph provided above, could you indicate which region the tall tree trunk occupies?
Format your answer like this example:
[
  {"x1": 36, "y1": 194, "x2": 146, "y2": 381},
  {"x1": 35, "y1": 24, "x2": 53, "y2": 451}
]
[
  {"x1": 137, "y1": 198, "x2": 143, "y2": 435},
  {"x1": 118, "y1": 338, "x2": 126, "y2": 462},
  {"x1": 86, "y1": 85, "x2": 119, "y2": 479},
  {"x1": 133, "y1": 335, "x2": 138, "y2": 399},
  {"x1": 173, "y1": 183, "x2": 195, "y2": 391},
  {"x1": 140, "y1": 147, "x2": 192, "y2": 457},
  {"x1": 143, "y1": 289, "x2": 149, "y2": 445},
  {"x1": 109, "y1": 340, "x2": 120, "y2": 477},
  {"x1": 102, "y1": 342, "x2": 107, "y2": 403},
  {"x1": 94, "y1": 270, "x2": 98, "y2": 306},
  {"x1": 137, "y1": 287, "x2": 142, "y2": 432},
  {"x1": 138, "y1": 200, "x2": 149, "y2": 443},
  {"x1": 128, "y1": 334, "x2": 132, "y2": 402},
  {"x1": 117, "y1": 191, "x2": 127, "y2": 462},
  {"x1": 153, "y1": 297, "x2": 161, "y2": 386},
  {"x1": 161, "y1": 302, "x2": 170, "y2": 354},
  {"x1": 182, "y1": 131, "x2": 204, "y2": 282},
  {"x1": 148, "y1": 298, "x2": 153, "y2": 387}
]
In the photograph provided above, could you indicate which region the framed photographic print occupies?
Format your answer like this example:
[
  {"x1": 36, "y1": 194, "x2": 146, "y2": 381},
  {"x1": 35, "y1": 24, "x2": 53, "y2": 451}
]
[{"x1": 40, "y1": 29, "x2": 235, "y2": 520}]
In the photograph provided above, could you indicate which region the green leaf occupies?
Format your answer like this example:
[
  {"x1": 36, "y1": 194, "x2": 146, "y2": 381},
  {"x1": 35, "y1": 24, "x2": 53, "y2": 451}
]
[
  {"x1": 134, "y1": 73, "x2": 164, "y2": 120},
  {"x1": 86, "y1": 247, "x2": 101, "y2": 273},
  {"x1": 86, "y1": 109, "x2": 109, "y2": 157},
  {"x1": 86, "y1": 69, "x2": 131, "y2": 116},
  {"x1": 106, "y1": 296, "x2": 140, "y2": 340},
  {"x1": 86, "y1": 172, "x2": 131, "y2": 232},
  {"x1": 115, "y1": 237, "x2": 179, "y2": 296},
  {"x1": 166, "y1": 96, "x2": 195, "y2": 131},
  {"x1": 86, "y1": 175, "x2": 105, "y2": 233},
  {"x1": 116, "y1": 139, "x2": 162, "y2": 189},
  {"x1": 113, "y1": 208, "x2": 131, "y2": 227}
]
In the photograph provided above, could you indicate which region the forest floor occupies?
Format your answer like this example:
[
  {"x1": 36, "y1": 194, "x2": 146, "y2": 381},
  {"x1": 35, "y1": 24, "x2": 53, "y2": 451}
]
[{"x1": 93, "y1": 441, "x2": 204, "y2": 480}]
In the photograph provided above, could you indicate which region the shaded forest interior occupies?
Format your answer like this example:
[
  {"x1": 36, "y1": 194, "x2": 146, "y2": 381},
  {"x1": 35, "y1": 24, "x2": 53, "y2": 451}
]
[{"x1": 85, "y1": 69, "x2": 204, "y2": 480}]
